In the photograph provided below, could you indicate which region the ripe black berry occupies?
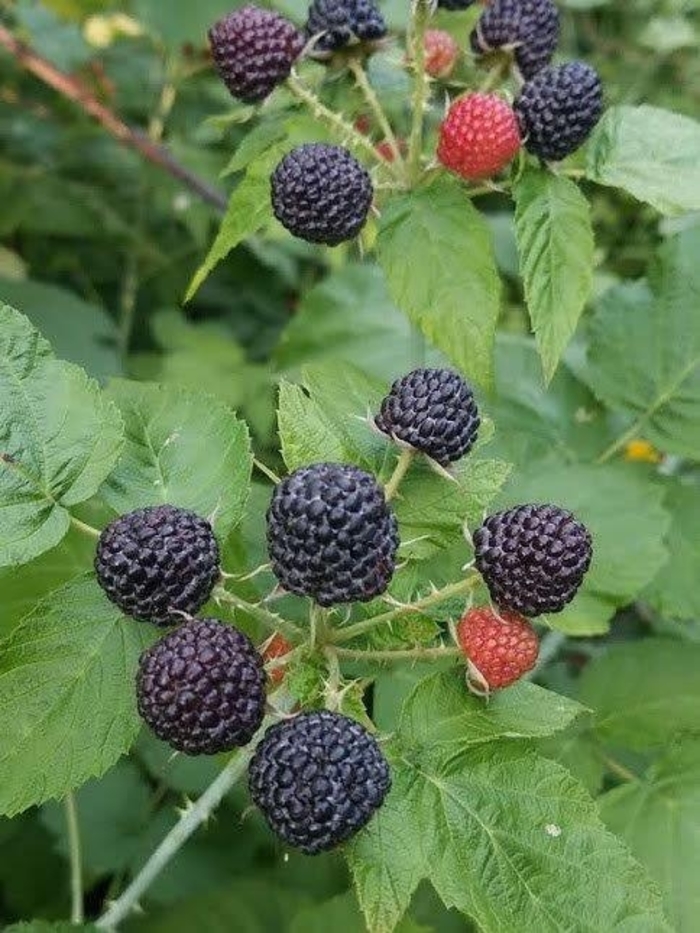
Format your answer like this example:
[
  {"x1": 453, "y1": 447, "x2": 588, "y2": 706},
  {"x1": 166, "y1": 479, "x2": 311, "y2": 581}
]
[
  {"x1": 266, "y1": 462, "x2": 399, "y2": 607},
  {"x1": 209, "y1": 5, "x2": 304, "y2": 104},
  {"x1": 375, "y1": 368, "x2": 480, "y2": 465},
  {"x1": 514, "y1": 62, "x2": 603, "y2": 161},
  {"x1": 95, "y1": 505, "x2": 220, "y2": 626},
  {"x1": 271, "y1": 144, "x2": 373, "y2": 246},
  {"x1": 470, "y1": 0, "x2": 559, "y2": 79},
  {"x1": 305, "y1": 0, "x2": 387, "y2": 55},
  {"x1": 136, "y1": 619, "x2": 266, "y2": 755},
  {"x1": 248, "y1": 710, "x2": 391, "y2": 853},
  {"x1": 473, "y1": 503, "x2": 593, "y2": 617}
]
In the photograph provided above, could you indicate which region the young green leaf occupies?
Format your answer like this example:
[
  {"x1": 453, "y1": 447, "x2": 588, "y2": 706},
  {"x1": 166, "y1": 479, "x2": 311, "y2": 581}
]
[
  {"x1": 586, "y1": 105, "x2": 700, "y2": 215},
  {"x1": 377, "y1": 178, "x2": 501, "y2": 388},
  {"x1": 579, "y1": 640, "x2": 700, "y2": 750},
  {"x1": 585, "y1": 229, "x2": 700, "y2": 459},
  {"x1": 0, "y1": 576, "x2": 154, "y2": 817},
  {"x1": 645, "y1": 483, "x2": 700, "y2": 620},
  {"x1": 513, "y1": 168, "x2": 594, "y2": 382},
  {"x1": 600, "y1": 738, "x2": 700, "y2": 933},
  {"x1": 102, "y1": 380, "x2": 252, "y2": 539},
  {"x1": 0, "y1": 304, "x2": 123, "y2": 568}
]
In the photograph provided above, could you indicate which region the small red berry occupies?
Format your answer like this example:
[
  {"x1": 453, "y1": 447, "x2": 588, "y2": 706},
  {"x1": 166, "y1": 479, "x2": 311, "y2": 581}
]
[
  {"x1": 261, "y1": 632, "x2": 293, "y2": 685},
  {"x1": 354, "y1": 114, "x2": 372, "y2": 135},
  {"x1": 375, "y1": 138, "x2": 407, "y2": 162},
  {"x1": 456, "y1": 607, "x2": 538, "y2": 694},
  {"x1": 437, "y1": 93, "x2": 521, "y2": 180},
  {"x1": 424, "y1": 29, "x2": 460, "y2": 79}
]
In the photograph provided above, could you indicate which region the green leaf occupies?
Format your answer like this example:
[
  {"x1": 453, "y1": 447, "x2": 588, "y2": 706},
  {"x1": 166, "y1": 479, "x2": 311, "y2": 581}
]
[
  {"x1": 0, "y1": 576, "x2": 154, "y2": 816},
  {"x1": 0, "y1": 303, "x2": 123, "y2": 567},
  {"x1": 41, "y1": 760, "x2": 152, "y2": 878},
  {"x1": 348, "y1": 673, "x2": 668, "y2": 933},
  {"x1": 600, "y1": 738, "x2": 700, "y2": 933},
  {"x1": 645, "y1": 482, "x2": 700, "y2": 620},
  {"x1": 536, "y1": 720, "x2": 604, "y2": 795},
  {"x1": 377, "y1": 178, "x2": 501, "y2": 387},
  {"x1": 503, "y1": 463, "x2": 670, "y2": 634},
  {"x1": 513, "y1": 168, "x2": 594, "y2": 382},
  {"x1": 579, "y1": 640, "x2": 700, "y2": 750},
  {"x1": 586, "y1": 105, "x2": 700, "y2": 215},
  {"x1": 102, "y1": 380, "x2": 252, "y2": 539},
  {"x1": 584, "y1": 229, "x2": 700, "y2": 458},
  {"x1": 289, "y1": 891, "x2": 431, "y2": 933},
  {"x1": 278, "y1": 380, "x2": 346, "y2": 471},
  {"x1": 4, "y1": 923, "x2": 97, "y2": 932},
  {"x1": 0, "y1": 277, "x2": 120, "y2": 380}
]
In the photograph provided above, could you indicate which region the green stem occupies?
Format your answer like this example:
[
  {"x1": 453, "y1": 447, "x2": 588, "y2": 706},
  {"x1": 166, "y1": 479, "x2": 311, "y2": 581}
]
[
  {"x1": 96, "y1": 746, "x2": 256, "y2": 930},
  {"x1": 253, "y1": 457, "x2": 281, "y2": 484},
  {"x1": 383, "y1": 449, "x2": 415, "y2": 501},
  {"x1": 599, "y1": 752, "x2": 640, "y2": 784},
  {"x1": 336, "y1": 644, "x2": 461, "y2": 663},
  {"x1": 407, "y1": 0, "x2": 431, "y2": 183},
  {"x1": 478, "y1": 56, "x2": 510, "y2": 93},
  {"x1": 214, "y1": 586, "x2": 303, "y2": 642},
  {"x1": 347, "y1": 57, "x2": 405, "y2": 170},
  {"x1": 70, "y1": 515, "x2": 101, "y2": 539},
  {"x1": 595, "y1": 421, "x2": 642, "y2": 465},
  {"x1": 64, "y1": 792, "x2": 84, "y2": 924},
  {"x1": 286, "y1": 71, "x2": 400, "y2": 179},
  {"x1": 331, "y1": 573, "x2": 480, "y2": 644}
]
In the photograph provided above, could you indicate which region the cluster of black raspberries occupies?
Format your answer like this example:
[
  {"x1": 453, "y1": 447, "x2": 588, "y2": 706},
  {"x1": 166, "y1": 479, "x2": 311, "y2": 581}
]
[
  {"x1": 207, "y1": 0, "x2": 603, "y2": 248},
  {"x1": 94, "y1": 368, "x2": 591, "y2": 853}
]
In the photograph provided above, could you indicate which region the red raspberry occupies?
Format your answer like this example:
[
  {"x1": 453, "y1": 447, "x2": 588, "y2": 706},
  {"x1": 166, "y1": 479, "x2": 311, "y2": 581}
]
[
  {"x1": 261, "y1": 632, "x2": 294, "y2": 685},
  {"x1": 456, "y1": 607, "x2": 539, "y2": 694},
  {"x1": 437, "y1": 93, "x2": 521, "y2": 180},
  {"x1": 424, "y1": 29, "x2": 460, "y2": 79}
]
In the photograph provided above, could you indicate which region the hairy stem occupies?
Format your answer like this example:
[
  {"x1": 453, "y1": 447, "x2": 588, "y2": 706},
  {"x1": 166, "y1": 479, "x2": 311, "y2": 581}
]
[
  {"x1": 64, "y1": 792, "x2": 84, "y2": 924},
  {"x1": 598, "y1": 751, "x2": 640, "y2": 784},
  {"x1": 478, "y1": 56, "x2": 510, "y2": 93},
  {"x1": 70, "y1": 515, "x2": 101, "y2": 540},
  {"x1": 96, "y1": 747, "x2": 255, "y2": 930},
  {"x1": 595, "y1": 421, "x2": 642, "y2": 465},
  {"x1": 253, "y1": 457, "x2": 281, "y2": 484},
  {"x1": 407, "y1": 0, "x2": 431, "y2": 182},
  {"x1": 347, "y1": 57, "x2": 405, "y2": 169},
  {"x1": 331, "y1": 573, "x2": 480, "y2": 644},
  {"x1": 383, "y1": 449, "x2": 415, "y2": 501},
  {"x1": 214, "y1": 586, "x2": 303, "y2": 641},
  {"x1": 287, "y1": 71, "x2": 399, "y2": 178},
  {"x1": 336, "y1": 644, "x2": 461, "y2": 663}
]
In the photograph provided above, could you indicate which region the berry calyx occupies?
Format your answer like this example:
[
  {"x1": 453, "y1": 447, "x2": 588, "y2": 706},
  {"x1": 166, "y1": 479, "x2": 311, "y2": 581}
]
[
  {"x1": 514, "y1": 62, "x2": 603, "y2": 162},
  {"x1": 437, "y1": 93, "x2": 521, "y2": 181},
  {"x1": 94, "y1": 505, "x2": 220, "y2": 626},
  {"x1": 305, "y1": 0, "x2": 387, "y2": 56},
  {"x1": 457, "y1": 607, "x2": 539, "y2": 694},
  {"x1": 271, "y1": 143, "x2": 373, "y2": 246},
  {"x1": 266, "y1": 462, "x2": 399, "y2": 607},
  {"x1": 136, "y1": 618, "x2": 266, "y2": 755},
  {"x1": 424, "y1": 29, "x2": 460, "y2": 79},
  {"x1": 375, "y1": 368, "x2": 480, "y2": 465},
  {"x1": 208, "y1": 5, "x2": 304, "y2": 104},
  {"x1": 473, "y1": 503, "x2": 593, "y2": 617},
  {"x1": 248, "y1": 710, "x2": 391, "y2": 853}
]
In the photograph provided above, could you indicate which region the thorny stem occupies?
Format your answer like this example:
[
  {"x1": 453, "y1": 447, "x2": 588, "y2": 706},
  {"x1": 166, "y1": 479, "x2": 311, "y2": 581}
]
[
  {"x1": 336, "y1": 644, "x2": 461, "y2": 663},
  {"x1": 253, "y1": 457, "x2": 281, "y2": 484},
  {"x1": 383, "y1": 448, "x2": 415, "y2": 501},
  {"x1": 214, "y1": 586, "x2": 303, "y2": 642},
  {"x1": 407, "y1": 0, "x2": 431, "y2": 182},
  {"x1": 70, "y1": 515, "x2": 101, "y2": 540},
  {"x1": 286, "y1": 71, "x2": 401, "y2": 180},
  {"x1": 346, "y1": 57, "x2": 405, "y2": 169},
  {"x1": 65, "y1": 792, "x2": 84, "y2": 925},
  {"x1": 96, "y1": 745, "x2": 256, "y2": 930},
  {"x1": 331, "y1": 573, "x2": 480, "y2": 644}
]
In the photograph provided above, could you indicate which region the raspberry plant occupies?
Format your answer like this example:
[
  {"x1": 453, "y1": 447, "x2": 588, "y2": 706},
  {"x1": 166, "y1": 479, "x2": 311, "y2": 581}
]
[{"x1": 1, "y1": 1, "x2": 700, "y2": 931}]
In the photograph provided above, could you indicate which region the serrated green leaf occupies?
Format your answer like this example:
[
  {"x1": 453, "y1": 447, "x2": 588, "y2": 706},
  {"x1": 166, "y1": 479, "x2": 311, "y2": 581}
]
[
  {"x1": 0, "y1": 576, "x2": 154, "y2": 816},
  {"x1": 600, "y1": 738, "x2": 700, "y2": 933},
  {"x1": 584, "y1": 229, "x2": 700, "y2": 459},
  {"x1": 536, "y1": 719, "x2": 604, "y2": 795},
  {"x1": 513, "y1": 168, "x2": 594, "y2": 381},
  {"x1": 377, "y1": 179, "x2": 501, "y2": 387},
  {"x1": 579, "y1": 639, "x2": 700, "y2": 750},
  {"x1": 278, "y1": 380, "x2": 345, "y2": 471},
  {"x1": 102, "y1": 380, "x2": 252, "y2": 539},
  {"x1": 586, "y1": 105, "x2": 700, "y2": 215},
  {"x1": 0, "y1": 303, "x2": 123, "y2": 567},
  {"x1": 503, "y1": 463, "x2": 670, "y2": 634},
  {"x1": 349, "y1": 741, "x2": 668, "y2": 933},
  {"x1": 645, "y1": 482, "x2": 700, "y2": 620}
]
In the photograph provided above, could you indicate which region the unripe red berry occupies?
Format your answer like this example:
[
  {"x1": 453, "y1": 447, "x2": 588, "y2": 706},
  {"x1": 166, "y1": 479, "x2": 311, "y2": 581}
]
[
  {"x1": 437, "y1": 93, "x2": 521, "y2": 180},
  {"x1": 457, "y1": 607, "x2": 539, "y2": 694},
  {"x1": 424, "y1": 29, "x2": 460, "y2": 79}
]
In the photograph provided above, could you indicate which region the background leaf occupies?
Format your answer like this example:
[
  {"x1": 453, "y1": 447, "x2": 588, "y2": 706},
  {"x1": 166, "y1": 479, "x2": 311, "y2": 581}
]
[
  {"x1": 645, "y1": 482, "x2": 700, "y2": 620},
  {"x1": 0, "y1": 576, "x2": 154, "y2": 816}
]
